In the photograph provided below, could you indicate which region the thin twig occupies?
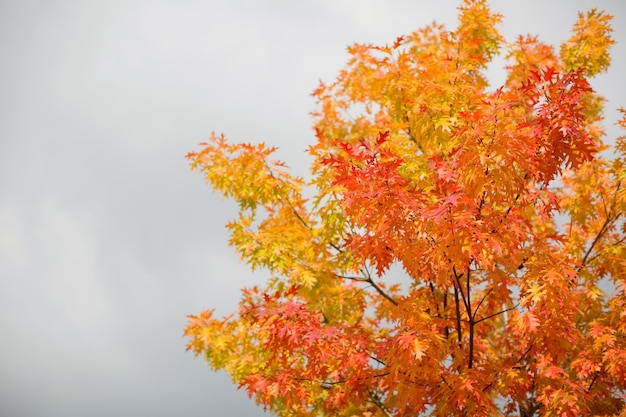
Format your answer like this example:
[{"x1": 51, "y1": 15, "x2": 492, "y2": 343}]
[
  {"x1": 334, "y1": 274, "x2": 369, "y2": 282},
  {"x1": 579, "y1": 215, "x2": 613, "y2": 269},
  {"x1": 587, "y1": 371, "x2": 600, "y2": 392},
  {"x1": 472, "y1": 288, "x2": 493, "y2": 321},
  {"x1": 475, "y1": 303, "x2": 520, "y2": 325},
  {"x1": 366, "y1": 276, "x2": 399, "y2": 306}
]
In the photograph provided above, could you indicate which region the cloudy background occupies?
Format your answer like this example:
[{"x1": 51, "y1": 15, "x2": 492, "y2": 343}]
[{"x1": 0, "y1": 1, "x2": 624, "y2": 416}]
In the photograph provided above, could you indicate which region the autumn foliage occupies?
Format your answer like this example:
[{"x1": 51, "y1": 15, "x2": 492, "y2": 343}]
[{"x1": 185, "y1": 1, "x2": 626, "y2": 415}]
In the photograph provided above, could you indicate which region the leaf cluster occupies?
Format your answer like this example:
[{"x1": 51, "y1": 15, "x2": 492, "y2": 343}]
[{"x1": 185, "y1": 1, "x2": 625, "y2": 415}]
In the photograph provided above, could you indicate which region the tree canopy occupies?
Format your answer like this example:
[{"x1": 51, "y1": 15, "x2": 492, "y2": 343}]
[{"x1": 185, "y1": 1, "x2": 626, "y2": 415}]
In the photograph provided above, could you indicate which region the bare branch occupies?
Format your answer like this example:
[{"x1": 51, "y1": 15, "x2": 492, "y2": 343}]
[
  {"x1": 579, "y1": 214, "x2": 614, "y2": 269},
  {"x1": 367, "y1": 390, "x2": 393, "y2": 417},
  {"x1": 585, "y1": 234, "x2": 626, "y2": 265},
  {"x1": 334, "y1": 274, "x2": 369, "y2": 282},
  {"x1": 579, "y1": 180, "x2": 623, "y2": 269},
  {"x1": 366, "y1": 277, "x2": 399, "y2": 306},
  {"x1": 475, "y1": 304, "x2": 520, "y2": 325},
  {"x1": 587, "y1": 371, "x2": 600, "y2": 393},
  {"x1": 453, "y1": 283, "x2": 463, "y2": 345},
  {"x1": 369, "y1": 355, "x2": 387, "y2": 367},
  {"x1": 466, "y1": 266, "x2": 474, "y2": 369},
  {"x1": 452, "y1": 267, "x2": 470, "y2": 314},
  {"x1": 472, "y1": 288, "x2": 493, "y2": 321}
]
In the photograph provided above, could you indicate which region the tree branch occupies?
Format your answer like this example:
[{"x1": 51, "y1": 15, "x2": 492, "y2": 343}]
[
  {"x1": 514, "y1": 341, "x2": 534, "y2": 366},
  {"x1": 362, "y1": 265, "x2": 399, "y2": 306},
  {"x1": 475, "y1": 303, "x2": 520, "y2": 325},
  {"x1": 466, "y1": 266, "x2": 474, "y2": 369},
  {"x1": 453, "y1": 283, "x2": 463, "y2": 345},
  {"x1": 472, "y1": 287, "x2": 493, "y2": 321},
  {"x1": 334, "y1": 274, "x2": 369, "y2": 282},
  {"x1": 579, "y1": 181, "x2": 623, "y2": 270},
  {"x1": 579, "y1": 213, "x2": 617, "y2": 269},
  {"x1": 584, "y1": 234, "x2": 626, "y2": 265},
  {"x1": 587, "y1": 371, "x2": 600, "y2": 392},
  {"x1": 452, "y1": 267, "x2": 470, "y2": 314},
  {"x1": 367, "y1": 390, "x2": 393, "y2": 417},
  {"x1": 366, "y1": 276, "x2": 399, "y2": 306}
]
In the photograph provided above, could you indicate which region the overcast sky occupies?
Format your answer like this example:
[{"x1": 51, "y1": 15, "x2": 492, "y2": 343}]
[{"x1": 0, "y1": 1, "x2": 624, "y2": 416}]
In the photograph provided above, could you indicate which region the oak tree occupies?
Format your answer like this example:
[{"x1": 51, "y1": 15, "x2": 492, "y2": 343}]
[{"x1": 185, "y1": 1, "x2": 626, "y2": 415}]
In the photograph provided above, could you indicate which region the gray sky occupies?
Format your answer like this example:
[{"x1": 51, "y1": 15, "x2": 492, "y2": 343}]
[{"x1": 0, "y1": 1, "x2": 624, "y2": 416}]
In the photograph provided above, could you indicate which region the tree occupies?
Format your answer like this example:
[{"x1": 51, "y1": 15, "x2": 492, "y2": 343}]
[{"x1": 185, "y1": 1, "x2": 626, "y2": 415}]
